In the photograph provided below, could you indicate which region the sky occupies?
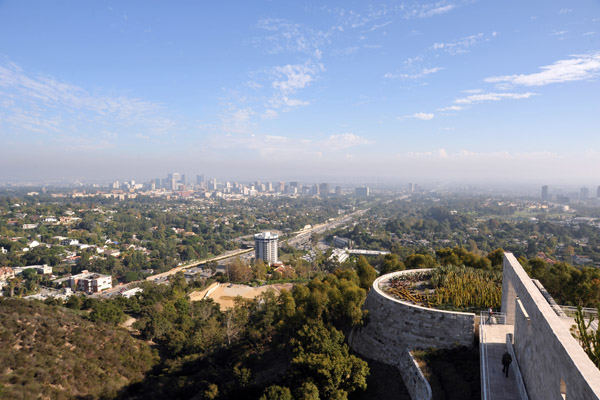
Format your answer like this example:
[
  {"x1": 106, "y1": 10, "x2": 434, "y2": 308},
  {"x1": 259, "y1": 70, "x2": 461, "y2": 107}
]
[{"x1": 0, "y1": 0, "x2": 599, "y2": 185}]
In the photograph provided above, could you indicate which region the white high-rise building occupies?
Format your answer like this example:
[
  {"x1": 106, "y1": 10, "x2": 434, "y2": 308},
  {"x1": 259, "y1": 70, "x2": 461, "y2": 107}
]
[{"x1": 254, "y1": 232, "x2": 278, "y2": 265}]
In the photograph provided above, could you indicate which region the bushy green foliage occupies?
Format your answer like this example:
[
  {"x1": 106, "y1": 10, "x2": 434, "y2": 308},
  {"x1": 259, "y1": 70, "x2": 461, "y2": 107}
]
[
  {"x1": 289, "y1": 321, "x2": 368, "y2": 399},
  {"x1": 122, "y1": 270, "x2": 370, "y2": 399}
]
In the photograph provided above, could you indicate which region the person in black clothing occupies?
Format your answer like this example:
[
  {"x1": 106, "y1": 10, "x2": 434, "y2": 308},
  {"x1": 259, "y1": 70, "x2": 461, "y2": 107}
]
[{"x1": 502, "y1": 351, "x2": 512, "y2": 377}]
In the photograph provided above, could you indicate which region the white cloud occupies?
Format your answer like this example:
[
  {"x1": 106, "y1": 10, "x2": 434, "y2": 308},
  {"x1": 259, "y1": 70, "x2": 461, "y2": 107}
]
[
  {"x1": 232, "y1": 108, "x2": 254, "y2": 123},
  {"x1": 261, "y1": 109, "x2": 278, "y2": 119},
  {"x1": 0, "y1": 60, "x2": 174, "y2": 138},
  {"x1": 220, "y1": 108, "x2": 255, "y2": 134},
  {"x1": 438, "y1": 105, "x2": 462, "y2": 111},
  {"x1": 462, "y1": 88, "x2": 482, "y2": 94},
  {"x1": 419, "y1": 4, "x2": 456, "y2": 18},
  {"x1": 367, "y1": 21, "x2": 392, "y2": 32},
  {"x1": 433, "y1": 33, "x2": 488, "y2": 55},
  {"x1": 384, "y1": 67, "x2": 444, "y2": 79},
  {"x1": 485, "y1": 52, "x2": 600, "y2": 87},
  {"x1": 265, "y1": 135, "x2": 288, "y2": 143},
  {"x1": 255, "y1": 18, "x2": 328, "y2": 56},
  {"x1": 405, "y1": 149, "x2": 559, "y2": 160},
  {"x1": 322, "y1": 133, "x2": 373, "y2": 150},
  {"x1": 454, "y1": 92, "x2": 537, "y2": 104},
  {"x1": 408, "y1": 112, "x2": 435, "y2": 120},
  {"x1": 269, "y1": 62, "x2": 322, "y2": 109},
  {"x1": 558, "y1": 8, "x2": 572, "y2": 15},
  {"x1": 272, "y1": 64, "x2": 315, "y2": 94}
]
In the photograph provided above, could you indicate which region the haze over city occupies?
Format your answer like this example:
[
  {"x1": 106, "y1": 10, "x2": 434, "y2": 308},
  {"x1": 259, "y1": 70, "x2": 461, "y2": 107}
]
[{"x1": 1, "y1": 1, "x2": 599, "y2": 184}]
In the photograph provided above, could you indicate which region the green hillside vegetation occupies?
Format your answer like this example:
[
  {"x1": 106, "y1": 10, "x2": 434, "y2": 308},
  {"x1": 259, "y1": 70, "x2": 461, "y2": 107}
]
[
  {"x1": 0, "y1": 299, "x2": 157, "y2": 400},
  {"x1": 116, "y1": 264, "x2": 375, "y2": 399}
]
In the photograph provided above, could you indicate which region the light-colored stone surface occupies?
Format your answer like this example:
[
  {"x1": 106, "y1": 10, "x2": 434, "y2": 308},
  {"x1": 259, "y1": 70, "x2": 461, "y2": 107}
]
[
  {"x1": 400, "y1": 348, "x2": 432, "y2": 400},
  {"x1": 502, "y1": 253, "x2": 600, "y2": 400},
  {"x1": 353, "y1": 270, "x2": 475, "y2": 351},
  {"x1": 350, "y1": 269, "x2": 476, "y2": 400},
  {"x1": 481, "y1": 324, "x2": 521, "y2": 400}
]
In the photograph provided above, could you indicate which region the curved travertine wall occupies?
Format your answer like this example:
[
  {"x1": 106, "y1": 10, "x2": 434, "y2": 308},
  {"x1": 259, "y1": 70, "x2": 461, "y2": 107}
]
[
  {"x1": 349, "y1": 269, "x2": 475, "y2": 400},
  {"x1": 351, "y1": 269, "x2": 475, "y2": 354}
]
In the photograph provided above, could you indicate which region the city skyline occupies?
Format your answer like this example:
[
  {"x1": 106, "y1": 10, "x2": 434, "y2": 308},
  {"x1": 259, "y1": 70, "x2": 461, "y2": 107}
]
[{"x1": 1, "y1": 1, "x2": 599, "y2": 183}]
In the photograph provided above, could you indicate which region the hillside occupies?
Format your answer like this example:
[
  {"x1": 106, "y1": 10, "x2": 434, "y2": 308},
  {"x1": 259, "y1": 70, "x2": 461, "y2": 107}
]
[{"x1": 0, "y1": 299, "x2": 157, "y2": 399}]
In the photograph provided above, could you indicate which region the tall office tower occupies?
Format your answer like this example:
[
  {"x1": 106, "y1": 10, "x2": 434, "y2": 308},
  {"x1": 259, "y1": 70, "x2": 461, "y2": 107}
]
[
  {"x1": 319, "y1": 183, "x2": 329, "y2": 196},
  {"x1": 311, "y1": 184, "x2": 320, "y2": 195},
  {"x1": 267, "y1": 182, "x2": 273, "y2": 192},
  {"x1": 278, "y1": 181, "x2": 285, "y2": 193},
  {"x1": 112, "y1": 181, "x2": 120, "y2": 189},
  {"x1": 355, "y1": 187, "x2": 370, "y2": 197},
  {"x1": 254, "y1": 232, "x2": 278, "y2": 265},
  {"x1": 210, "y1": 178, "x2": 217, "y2": 190},
  {"x1": 541, "y1": 185, "x2": 549, "y2": 201},
  {"x1": 196, "y1": 174, "x2": 205, "y2": 185},
  {"x1": 335, "y1": 186, "x2": 342, "y2": 195},
  {"x1": 290, "y1": 182, "x2": 299, "y2": 190},
  {"x1": 167, "y1": 173, "x2": 181, "y2": 190},
  {"x1": 580, "y1": 187, "x2": 589, "y2": 200},
  {"x1": 181, "y1": 174, "x2": 186, "y2": 185},
  {"x1": 408, "y1": 183, "x2": 415, "y2": 192}
]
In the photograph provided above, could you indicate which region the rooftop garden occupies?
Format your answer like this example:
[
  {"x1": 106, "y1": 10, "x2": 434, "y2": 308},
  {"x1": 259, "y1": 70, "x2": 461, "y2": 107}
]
[{"x1": 381, "y1": 266, "x2": 502, "y2": 312}]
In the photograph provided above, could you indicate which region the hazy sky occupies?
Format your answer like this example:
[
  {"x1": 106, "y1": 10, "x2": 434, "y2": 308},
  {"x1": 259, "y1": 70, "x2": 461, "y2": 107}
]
[{"x1": 0, "y1": 1, "x2": 599, "y2": 184}]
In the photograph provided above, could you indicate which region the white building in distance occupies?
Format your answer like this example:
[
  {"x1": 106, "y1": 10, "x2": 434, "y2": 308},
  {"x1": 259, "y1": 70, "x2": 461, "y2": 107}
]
[{"x1": 254, "y1": 232, "x2": 279, "y2": 265}]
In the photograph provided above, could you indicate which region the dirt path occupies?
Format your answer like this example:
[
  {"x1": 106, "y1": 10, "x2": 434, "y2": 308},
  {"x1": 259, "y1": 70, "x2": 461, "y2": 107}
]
[{"x1": 188, "y1": 283, "x2": 294, "y2": 309}]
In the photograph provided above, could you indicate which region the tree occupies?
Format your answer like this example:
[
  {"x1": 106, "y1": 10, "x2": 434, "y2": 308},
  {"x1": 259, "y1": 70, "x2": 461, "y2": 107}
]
[
  {"x1": 227, "y1": 258, "x2": 252, "y2": 282},
  {"x1": 260, "y1": 385, "x2": 292, "y2": 400},
  {"x1": 405, "y1": 253, "x2": 436, "y2": 269},
  {"x1": 252, "y1": 259, "x2": 268, "y2": 280},
  {"x1": 379, "y1": 253, "x2": 404, "y2": 275},
  {"x1": 65, "y1": 295, "x2": 82, "y2": 310},
  {"x1": 289, "y1": 321, "x2": 369, "y2": 399},
  {"x1": 296, "y1": 381, "x2": 320, "y2": 400},
  {"x1": 355, "y1": 256, "x2": 377, "y2": 290},
  {"x1": 224, "y1": 299, "x2": 249, "y2": 345},
  {"x1": 89, "y1": 300, "x2": 126, "y2": 325}
]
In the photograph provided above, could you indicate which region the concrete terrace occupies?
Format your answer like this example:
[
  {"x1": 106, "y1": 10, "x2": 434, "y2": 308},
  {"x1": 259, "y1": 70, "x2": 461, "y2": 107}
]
[{"x1": 481, "y1": 323, "x2": 521, "y2": 400}]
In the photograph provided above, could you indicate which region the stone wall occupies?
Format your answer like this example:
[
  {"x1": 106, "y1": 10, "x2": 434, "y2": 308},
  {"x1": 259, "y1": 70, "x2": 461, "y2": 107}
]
[
  {"x1": 502, "y1": 253, "x2": 600, "y2": 400},
  {"x1": 352, "y1": 270, "x2": 475, "y2": 353},
  {"x1": 349, "y1": 269, "x2": 476, "y2": 399},
  {"x1": 399, "y1": 348, "x2": 433, "y2": 400}
]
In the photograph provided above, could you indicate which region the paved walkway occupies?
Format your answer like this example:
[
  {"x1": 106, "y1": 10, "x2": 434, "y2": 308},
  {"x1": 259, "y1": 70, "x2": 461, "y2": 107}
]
[{"x1": 481, "y1": 324, "x2": 522, "y2": 400}]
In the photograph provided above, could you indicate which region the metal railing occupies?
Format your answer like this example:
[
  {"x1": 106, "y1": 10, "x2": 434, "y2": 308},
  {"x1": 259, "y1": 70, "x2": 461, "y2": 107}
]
[
  {"x1": 560, "y1": 306, "x2": 598, "y2": 330},
  {"x1": 506, "y1": 333, "x2": 529, "y2": 400},
  {"x1": 480, "y1": 311, "x2": 507, "y2": 400},
  {"x1": 480, "y1": 322, "x2": 490, "y2": 400},
  {"x1": 480, "y1": 311, "x2": 507, "y2": 325}
]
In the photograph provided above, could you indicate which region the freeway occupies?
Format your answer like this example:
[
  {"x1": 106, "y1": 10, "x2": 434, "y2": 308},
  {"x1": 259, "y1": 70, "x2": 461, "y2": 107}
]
[
  {"x1": 285, "y1": 208, "x2": 369, "y2": 249},
  {"x1": 145, "y1": 248, "x2": 254, "y2": 282},
  {"x1": 94, "y1": 207, "x2": 370, "y2": 297}
]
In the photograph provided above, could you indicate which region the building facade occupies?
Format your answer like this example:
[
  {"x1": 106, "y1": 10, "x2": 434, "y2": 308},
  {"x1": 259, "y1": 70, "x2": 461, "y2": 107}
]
[
  {"x1": 254, "y1": 232, "x2": 278, "y2": 265},
  {"x1": 69, "y1": 270, "x2": 112, "y2": 293}
]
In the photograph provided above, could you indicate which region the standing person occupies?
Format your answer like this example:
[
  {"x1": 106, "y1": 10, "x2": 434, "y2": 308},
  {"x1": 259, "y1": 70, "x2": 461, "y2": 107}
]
[
  {"x1": 487, "y1": 307, "x2": 494, "y2": 324},
  {"x1": 502, "y1": 351, "x2": 512, "y2": 377}
]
